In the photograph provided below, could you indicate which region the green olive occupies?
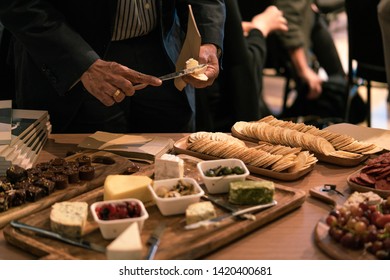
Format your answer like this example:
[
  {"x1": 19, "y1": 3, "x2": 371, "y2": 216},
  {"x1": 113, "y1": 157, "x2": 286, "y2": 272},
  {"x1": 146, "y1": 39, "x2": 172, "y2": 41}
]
[
  {"x1": 221, "y1": 166, "x2": 232, "y2": 175},
  {"x1": 204, "y1": 169, "x2": 216, "y2": 177},
  {"x1": 232, "y1": 166, "x2": 245, "y2": 175}
]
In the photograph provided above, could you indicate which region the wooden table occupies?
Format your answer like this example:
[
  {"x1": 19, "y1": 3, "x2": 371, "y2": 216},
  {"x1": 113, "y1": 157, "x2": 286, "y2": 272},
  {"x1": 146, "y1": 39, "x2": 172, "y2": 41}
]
[{"x1": 0, "y1": 133, "x2": 363, "y2": 260}]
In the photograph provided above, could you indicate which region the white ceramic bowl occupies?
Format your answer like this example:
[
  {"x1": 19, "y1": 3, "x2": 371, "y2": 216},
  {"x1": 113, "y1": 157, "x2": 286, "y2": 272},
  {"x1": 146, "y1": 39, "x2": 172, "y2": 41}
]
[
  {"x1": 197, "y1": 158, "x2": 250, "y2": 194},
  {"x1": 90, "y1": 198, "x2": 148, "y2": 240},
  {"x1": 148, "y1": 177, "x2": 204, "y2": 216}
]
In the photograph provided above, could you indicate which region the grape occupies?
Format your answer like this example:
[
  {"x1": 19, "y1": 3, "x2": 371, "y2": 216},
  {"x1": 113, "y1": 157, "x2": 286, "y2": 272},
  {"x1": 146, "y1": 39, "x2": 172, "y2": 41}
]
[
  {"x1": 354, "y1": 221, "x2": 367, "y2": 235},
  {"x1": 350, "y1": 205, "x2": 363, "y2": 217},
  {"x1": 365, "y1": 229, "x2": 378, "y2": 243},
  {"x1": 385, "y1": 223, "x2": 390, "y2": 233},
  {"x1": 358, "y1": 216, "x2": 370, "y2": 227},
  {"x1": 329, "y1": 226, "x2": 344, "y2": 242},
  {"x1": 329, "y1": 209, "x2": 340, "y2": 218},
  {"x1": 326, "y1": 215, "x2": 337, "y2": 227},
  {"x1": 346, "y1": 217, "x2": 357, "y2": 230},
  {"x1": 383, "y1": 238, "x2": 390, "y2": 250},
  {"x1": 340, "y1": 232, "x2": 354, "y2": 248}
]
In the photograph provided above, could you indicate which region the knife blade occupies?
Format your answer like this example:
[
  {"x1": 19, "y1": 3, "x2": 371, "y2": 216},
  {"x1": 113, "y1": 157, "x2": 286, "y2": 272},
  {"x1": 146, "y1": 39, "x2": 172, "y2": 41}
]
[
  {"x1": 10, "y1": 220, "x2": 106, "y2": 253},
  {"x1": 185, "y1": 200, "x2": 277, "y2": 230},
  {"x1": 146, "y1": 222, "x2": 166, "y2": 260},
  {"x1": 158, "y1": 64, "x2": 207, "y2": 81},
  {"x1": 132, "y1": 64, "x2": 207, "y2": 91},
  {"x1": 202, "y1": 194, "x2": 255, "y2": 220}
]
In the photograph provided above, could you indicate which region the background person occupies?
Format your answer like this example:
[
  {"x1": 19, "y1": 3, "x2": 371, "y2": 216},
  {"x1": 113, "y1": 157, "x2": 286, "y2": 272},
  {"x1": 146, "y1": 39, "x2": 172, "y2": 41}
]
[
  {"x1": 378, "y1": 0, "x2": 390, "y2": 102},
  {"x1": 196, "y1": 1, "x2": 287, "y2": 132}
]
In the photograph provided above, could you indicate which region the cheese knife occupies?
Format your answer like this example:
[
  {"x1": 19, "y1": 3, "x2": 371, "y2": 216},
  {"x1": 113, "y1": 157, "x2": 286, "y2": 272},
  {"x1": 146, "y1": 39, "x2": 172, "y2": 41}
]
[
  {"x1": 158, "y1": 64, "x2": 207, "y2": 81},
  {"x1": 133, "y1": 64, "x2": 207, "y2": 90},
  {"x1": 146, "y1": 222, "x2": 166, "y2": 260},
  {"x1": 202, "y1": 194, "x2": 255, "y2": 220},
  {"x1": 10, "y1": 220, "x2": 106, "y2": 253},
  {"x1": 185, "y1": 200, "x2": 277, "y2": 230}
]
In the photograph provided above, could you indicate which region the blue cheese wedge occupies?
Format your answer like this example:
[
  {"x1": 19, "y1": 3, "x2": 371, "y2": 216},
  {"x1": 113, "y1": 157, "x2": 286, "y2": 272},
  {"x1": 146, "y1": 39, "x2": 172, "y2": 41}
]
[
  {"x1": 106, "y1": 223, "x2": 143, "y2": 260},
  {"x1": 186, "y1": 201, "x2": 216, "y2": 225},
  {"x1": 50, "y1": 201, "x2": 88, "y2": 238},
  {"x1": 229, "y1": 180, "x2": 274, "y2": 205},
  {"x1": 154, "y1": 154, "x2": 184, "y2": 180}
]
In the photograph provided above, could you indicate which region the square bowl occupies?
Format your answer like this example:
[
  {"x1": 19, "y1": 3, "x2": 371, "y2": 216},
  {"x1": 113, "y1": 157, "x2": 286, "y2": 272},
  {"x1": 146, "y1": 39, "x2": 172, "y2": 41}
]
[
  {"x1": 148, "y1": 177, "x2": 204, "y2": 216},
  {"x1": 90, "y1": 198, "x2": 148, "y2": 240},
  {"x1": 197, "y1": 158, "x2": 250, "y2": 194}
]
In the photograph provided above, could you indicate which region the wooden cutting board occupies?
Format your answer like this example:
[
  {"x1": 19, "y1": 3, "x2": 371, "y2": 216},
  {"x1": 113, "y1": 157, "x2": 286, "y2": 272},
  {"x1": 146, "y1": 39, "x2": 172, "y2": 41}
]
[
  {"x1": 0, "y1": 150, "x2": 134, "y2": 229},
  {"x1": 3, "y1": 155, "x2": 306, "y2": 260}
]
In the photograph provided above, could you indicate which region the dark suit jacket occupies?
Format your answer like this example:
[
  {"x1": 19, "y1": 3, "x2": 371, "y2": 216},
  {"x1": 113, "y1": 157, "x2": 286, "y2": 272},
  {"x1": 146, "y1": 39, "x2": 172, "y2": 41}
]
[
  {"x1": 196, "y1": 0, "x2": 268, "y2": 131},
  {"x1": 0, "y1": 0, "x2": 225, "y2": 131}
]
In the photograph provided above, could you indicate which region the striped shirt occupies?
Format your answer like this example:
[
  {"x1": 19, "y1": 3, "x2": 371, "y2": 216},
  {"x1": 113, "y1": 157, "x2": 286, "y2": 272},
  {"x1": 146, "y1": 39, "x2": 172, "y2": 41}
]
[{"x1": 112, "y1": 0, "x2": 157, "y2": 41}]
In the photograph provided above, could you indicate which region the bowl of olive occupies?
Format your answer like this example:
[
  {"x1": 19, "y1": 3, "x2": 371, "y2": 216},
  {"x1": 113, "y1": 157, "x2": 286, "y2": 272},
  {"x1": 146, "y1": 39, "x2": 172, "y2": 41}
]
[{"x1": 197, "y1": 158, "x2": 249, "y2": 194}]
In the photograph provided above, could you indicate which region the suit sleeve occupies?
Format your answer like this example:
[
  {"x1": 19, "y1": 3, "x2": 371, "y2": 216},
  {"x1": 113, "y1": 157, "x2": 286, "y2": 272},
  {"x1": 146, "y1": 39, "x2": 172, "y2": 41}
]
[{"x1": 0, "y1": 0, "x2": 99, "y2": 95}]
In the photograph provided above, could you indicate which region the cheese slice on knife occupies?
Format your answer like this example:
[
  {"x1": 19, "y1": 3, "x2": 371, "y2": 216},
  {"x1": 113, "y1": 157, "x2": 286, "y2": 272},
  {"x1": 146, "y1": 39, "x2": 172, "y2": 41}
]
[
  {"x1": 104, "y1": 175, "x2": 153, "y2": 202},
  {"x1": 106, "y1": 223, "x2": 143, "y2": 260}
]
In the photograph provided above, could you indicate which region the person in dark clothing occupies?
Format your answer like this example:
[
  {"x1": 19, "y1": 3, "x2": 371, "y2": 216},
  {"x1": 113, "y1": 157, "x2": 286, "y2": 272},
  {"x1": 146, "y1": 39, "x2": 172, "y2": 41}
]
[
  {"x1": 0, "y1": 22, "x2": 14, "y2": 102},
  {"x1": 273, "y1": 0, "x2": 345, "y2": 100},
  {"x1": 378, "y1": 0, "x2": 390, "y2": 101},
  {"x1": 0, "y1": 1, "x2": 225, "y2": 133},
  {"x1": 196, "y1": 1, "x2": 287, "y2": 132}
]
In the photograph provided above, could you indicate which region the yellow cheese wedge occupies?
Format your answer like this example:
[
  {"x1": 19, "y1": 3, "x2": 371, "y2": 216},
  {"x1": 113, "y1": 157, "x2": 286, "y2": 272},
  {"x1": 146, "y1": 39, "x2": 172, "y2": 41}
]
[
  {"x1": 103, "y1": 175, "x2": 153, "y2": 202},
  {"x1": 106, "y1": 223, "x2": 142, "y2": 260}
]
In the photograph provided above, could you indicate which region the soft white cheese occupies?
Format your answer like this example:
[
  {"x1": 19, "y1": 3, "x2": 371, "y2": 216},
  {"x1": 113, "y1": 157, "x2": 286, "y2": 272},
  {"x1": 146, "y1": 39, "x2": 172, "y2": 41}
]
[
  {"x1": 343, "y1": 191, "x2": 382, "y2": 207},
  {"x1": 186, "y1": 201, "x2": 216, "y2": 225},
  {"x1": 103, "y1": 175, "x2": 153, "y2": 202},
  {"x1": 154, "y1": 154, "x2": 184, "y2": 180},
  {"x1": 106, "y1": 223, "x2": 143, "y2": 260}
]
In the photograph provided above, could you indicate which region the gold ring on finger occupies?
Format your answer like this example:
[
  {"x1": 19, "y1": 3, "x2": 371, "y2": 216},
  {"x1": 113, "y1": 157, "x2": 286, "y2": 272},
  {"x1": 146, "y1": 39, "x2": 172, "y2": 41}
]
[{"x1": 113, "y1": 89, "x2": 121, "y2": 97}]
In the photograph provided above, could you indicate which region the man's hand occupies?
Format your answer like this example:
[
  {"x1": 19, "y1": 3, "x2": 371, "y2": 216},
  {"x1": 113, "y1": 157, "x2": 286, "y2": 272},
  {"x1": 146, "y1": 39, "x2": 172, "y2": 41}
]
[
  {"x1": 81, "y1": 59, "x2": 162, "y2": 106},
  {"x1": 289, "y1": 48, "x2": 322, "y2": 99},
  {"x1": 243, "y1": 6, "x2": 288, "y2": 37},
  {"x1": 301, "y1": 67, "x2": 322, "y2": 100},
  {"x1": 182, "y1": 44, "x2": 220, "y2": 88}
]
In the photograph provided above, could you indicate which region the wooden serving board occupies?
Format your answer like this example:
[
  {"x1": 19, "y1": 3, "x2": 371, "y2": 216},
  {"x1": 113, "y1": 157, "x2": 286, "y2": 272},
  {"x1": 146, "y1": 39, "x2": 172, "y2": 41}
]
[
  {"x1": 0, "y1": 151, "x2": 134, "y2": 229},
  {"x1": 310, "y1": 185, "x2": 377, "y2": 260},
  {"x1": 3, "y1": 155, "x2": 306, "y2": 260},
  {"x1": 314, "y1": 220, "x2": 376, "y2": 260},
  {"x1": 347, "y1": 169, "x2": 390, "y2": 199},
  {"x1": 174, "y1": 136, "x2": 314, "y2": 181},
  {"x1": 231, "y1": 126, "x2": 369, "y2": 167}
]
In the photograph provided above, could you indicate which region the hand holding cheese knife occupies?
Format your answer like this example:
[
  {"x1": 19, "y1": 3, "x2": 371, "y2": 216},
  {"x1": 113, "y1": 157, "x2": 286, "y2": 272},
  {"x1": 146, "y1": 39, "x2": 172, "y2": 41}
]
[{"x1": 133, "y1": 63, "x2": 207, "y2": 90}]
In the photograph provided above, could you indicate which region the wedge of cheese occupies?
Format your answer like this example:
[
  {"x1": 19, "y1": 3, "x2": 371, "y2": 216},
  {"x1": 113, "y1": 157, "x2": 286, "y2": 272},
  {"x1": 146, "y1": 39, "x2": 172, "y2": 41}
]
[
  {"x1": 106, "y1": 223, "x2": 143, "y2": 260},
  {"x1": 103, "y1": 175, "x2": 153, "y2": 202},
  {"x1": 154, "y1": 154, "x2": 184, "y2": 180},
  {"x1": 50, "y1": 201, "x2": 88, "y2": 238}
]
